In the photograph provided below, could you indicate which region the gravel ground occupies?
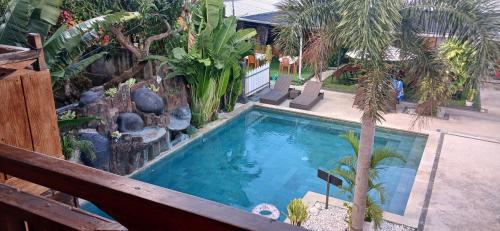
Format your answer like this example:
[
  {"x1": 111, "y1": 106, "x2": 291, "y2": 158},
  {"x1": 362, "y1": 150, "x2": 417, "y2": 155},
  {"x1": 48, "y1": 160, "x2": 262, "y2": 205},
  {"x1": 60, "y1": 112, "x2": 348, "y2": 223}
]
[{"x1": 302, "y1": 202, "x2": 416, "y2": 231}]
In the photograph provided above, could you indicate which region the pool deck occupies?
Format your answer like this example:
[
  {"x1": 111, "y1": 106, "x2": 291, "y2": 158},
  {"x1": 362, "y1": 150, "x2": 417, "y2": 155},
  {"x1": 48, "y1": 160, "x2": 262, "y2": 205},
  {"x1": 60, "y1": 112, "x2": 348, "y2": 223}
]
[{"x1": 264, "y1": 81, "x2": 500, "y2": 230}]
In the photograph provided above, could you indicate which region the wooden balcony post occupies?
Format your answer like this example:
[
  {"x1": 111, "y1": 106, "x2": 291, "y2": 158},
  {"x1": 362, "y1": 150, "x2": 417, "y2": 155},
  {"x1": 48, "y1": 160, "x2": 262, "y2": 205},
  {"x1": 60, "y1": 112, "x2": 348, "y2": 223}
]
[{"x1": 26, "y1": 33, "x2": 46, "y2": 71}]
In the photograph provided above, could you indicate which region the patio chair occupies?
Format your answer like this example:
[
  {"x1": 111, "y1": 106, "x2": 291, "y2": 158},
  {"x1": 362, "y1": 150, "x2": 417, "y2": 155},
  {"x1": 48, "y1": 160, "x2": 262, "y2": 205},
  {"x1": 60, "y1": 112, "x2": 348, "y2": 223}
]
[
  {"x1": 279, "y1": 58, "x2": 291, "y2": 74},
  {"x1": 260, "y1": 76, "x2": 292, "y2": 105},
  {"x1": 290, "y1": 81, "x2": 324, "y2": 110},
  {"x1": 247, "y1": 55, "x2": 257, "y2": 69}
]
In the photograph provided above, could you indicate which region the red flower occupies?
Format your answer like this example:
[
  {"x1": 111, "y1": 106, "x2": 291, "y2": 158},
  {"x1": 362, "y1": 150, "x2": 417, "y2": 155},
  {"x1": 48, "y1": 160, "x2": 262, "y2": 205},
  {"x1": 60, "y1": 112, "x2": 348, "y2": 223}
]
[{"x1": 101, "y1": 35, "x2": 110, "y2": 45}]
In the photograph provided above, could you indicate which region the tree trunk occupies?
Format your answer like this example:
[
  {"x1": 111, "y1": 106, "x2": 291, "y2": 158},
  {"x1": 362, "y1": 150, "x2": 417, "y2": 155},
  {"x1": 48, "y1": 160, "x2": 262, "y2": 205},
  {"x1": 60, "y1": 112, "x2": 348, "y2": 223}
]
[{"x1": 350, "y1": 117, "x2": 376, "y2": 231}]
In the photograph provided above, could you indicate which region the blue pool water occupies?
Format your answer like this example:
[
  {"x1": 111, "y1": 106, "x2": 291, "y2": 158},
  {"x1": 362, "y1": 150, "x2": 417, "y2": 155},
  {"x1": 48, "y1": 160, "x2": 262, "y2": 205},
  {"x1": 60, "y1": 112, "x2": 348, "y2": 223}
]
[{"x1": 83, "y1": 107, "x2": 427, "y2": 219}]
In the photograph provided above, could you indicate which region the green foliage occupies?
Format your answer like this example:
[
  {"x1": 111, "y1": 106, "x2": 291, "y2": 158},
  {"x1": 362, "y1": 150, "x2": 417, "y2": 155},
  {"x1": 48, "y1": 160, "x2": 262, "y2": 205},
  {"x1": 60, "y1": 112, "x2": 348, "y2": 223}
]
[
  {"x1": 275, "y1": 0, "x2": 499, "y2": 121},
  {"x1": 0, "y1": 0, "x2": 37, "y2": 45},
  {"x1": 63, "y1": 51, "x2": 108, "y2": 80},
  {"x1": 439, "y1": 39, "x2": 477, "y2": 94},
  {"x1": 287, "y1": 199, "x2": 308, "y2": 227},
  {"x1": 61, "y1": 134, "x2": 95, "y2": 162},
  {"x1": 150, "y1": 0, "x2": 256, "y2": 127},
  {"x1": 105, "y1": 87, "x2": 118, "y2": 97},
  {"x1": 331, "y1": 131, "x2": 406, "y2": 229},
  {"x1": 223, "y1": 62, "x2": 244, "y2": 112},
  {"x1": 125, "y1": 77, "x2": 137, "y2": 88},
  {"x1": 58, "y1": 110, "x2": 98, "y2": 131},
  {"x1": 59, "y1": 110, "x2": 76, "y2": 120},
  {"x1": 62, "y1": 0, "x2": 183, "y2": 54},
  {"x1": 147, "y1": 83, "x2": 159, "y2": 93},
  {"x1": 0, "y1": 0, "x2": 140, "y2": 86},
  {"x1": 46, "y1": 12, "x2": 140, "y2": 85},
  {"x1": 265, "y1": 45, "x2": 273, "y2": 63},
  {"x1": 0, "y1": 0, "x2": 62, "y2": 45},
  {"x1": 0, "y1": 0, "x2": 9, "y2": 15}
]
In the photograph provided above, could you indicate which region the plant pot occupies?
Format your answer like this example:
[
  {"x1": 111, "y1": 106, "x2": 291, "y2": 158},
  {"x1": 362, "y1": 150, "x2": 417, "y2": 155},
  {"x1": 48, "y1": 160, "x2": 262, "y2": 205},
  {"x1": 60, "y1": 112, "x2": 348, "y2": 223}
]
[
  {"x1": 465, "y1": 100, "x2": 473, "y2": 107},
  {"x1": 436, "y1": 107, "x2": 446, "y2": 118},
  {"x1": 363, "y1": 221, "x2": 375, "y2": 231}
]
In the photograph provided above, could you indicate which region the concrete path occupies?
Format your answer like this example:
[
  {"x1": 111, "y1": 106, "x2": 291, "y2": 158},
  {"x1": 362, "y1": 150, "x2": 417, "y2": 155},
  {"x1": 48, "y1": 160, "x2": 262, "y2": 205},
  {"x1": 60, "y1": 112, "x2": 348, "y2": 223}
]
[{"x1": 422, "y1": 133, "x2": 500, "y2": 231}]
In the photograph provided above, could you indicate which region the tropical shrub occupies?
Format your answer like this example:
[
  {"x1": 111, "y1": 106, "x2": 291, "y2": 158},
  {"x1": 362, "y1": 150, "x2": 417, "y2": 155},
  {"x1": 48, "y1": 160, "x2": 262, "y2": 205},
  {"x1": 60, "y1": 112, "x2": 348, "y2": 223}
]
[
  {"x1": 331, "y1": 131, "x2": 406, "y2": 229},
  {"x1": 439, "y1": 39, "x2": 477, "y2": 95},
  {"x1": 57, "y1": 110, "x2": 97, "y2": 161},
  {"x1": 152, "y1": 0, "x2": 256, "y2": 127},
  {"x1": 0, "y1": 0, "x2": 140, "y2": 87},
  {"x1": 61, "y1": 134, "x2": 95, "y2": 161},
  {"x1": 62, "y1": 0, "x2": 183, "y2": 54},
  {"x1": 287, "y1": 199, "x2": 308, "y2": 227},
  {"x1": 105, "y1": 87, "x2": 118, "y2": 97}
]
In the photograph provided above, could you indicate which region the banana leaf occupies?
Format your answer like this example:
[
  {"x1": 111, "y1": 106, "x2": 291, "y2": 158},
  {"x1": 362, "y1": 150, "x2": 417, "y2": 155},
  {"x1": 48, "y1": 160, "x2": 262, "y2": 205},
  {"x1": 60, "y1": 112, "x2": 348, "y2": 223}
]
[
  {"x1": 0, "y1": 0, "x2": 32, "y2": 45},
  {"x1": 63, "y1": 51, "x2": 108, "y2": 80},
  {"x1": 44, "y1": 12, "x2": 140, "y2": 68},
  {"x1": 27, "y1": 0, "x2": 62, "y2": 37}
]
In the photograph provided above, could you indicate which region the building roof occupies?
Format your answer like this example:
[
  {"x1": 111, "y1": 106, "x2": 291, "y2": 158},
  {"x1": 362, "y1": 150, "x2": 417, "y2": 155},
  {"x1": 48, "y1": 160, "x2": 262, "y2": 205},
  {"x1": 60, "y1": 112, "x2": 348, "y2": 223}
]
[
  {"x1": 239, "y1": 12, "x2": 283, "y2": 26},
  {"x1": 224, "y1": 0, "x2": 281, "y2": 25}
]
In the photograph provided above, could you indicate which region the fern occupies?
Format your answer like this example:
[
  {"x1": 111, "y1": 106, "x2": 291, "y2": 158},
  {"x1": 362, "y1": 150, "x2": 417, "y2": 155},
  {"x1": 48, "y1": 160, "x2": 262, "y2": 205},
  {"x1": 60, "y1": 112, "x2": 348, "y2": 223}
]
[{"x1": 61, "y1": 134, "x2": 96, "y2": 162}]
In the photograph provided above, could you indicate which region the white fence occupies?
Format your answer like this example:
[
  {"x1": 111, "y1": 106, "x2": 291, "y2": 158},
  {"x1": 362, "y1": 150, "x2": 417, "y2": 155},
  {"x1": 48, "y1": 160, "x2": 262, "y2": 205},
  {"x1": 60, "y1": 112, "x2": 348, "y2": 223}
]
[{"x1": 244, "y1": 63, "x2": 270, "y2": 96}]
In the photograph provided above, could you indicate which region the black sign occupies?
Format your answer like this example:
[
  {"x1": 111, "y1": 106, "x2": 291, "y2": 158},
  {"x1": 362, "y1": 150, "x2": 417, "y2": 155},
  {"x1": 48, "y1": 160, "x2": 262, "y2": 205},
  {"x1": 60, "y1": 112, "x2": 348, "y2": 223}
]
[
  {"x1": 317, "y1": 169, "x2": 342, "y2": 209},
  {"x1": 317, "y1": 169, "x2": 342, "y2": 187}
]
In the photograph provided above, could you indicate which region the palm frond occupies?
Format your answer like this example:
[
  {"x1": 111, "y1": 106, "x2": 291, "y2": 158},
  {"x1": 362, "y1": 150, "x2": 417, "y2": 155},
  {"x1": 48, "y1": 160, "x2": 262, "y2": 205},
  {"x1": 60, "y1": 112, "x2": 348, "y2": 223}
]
[
  {"x1": 337, "y1": 0, "x2": 402, "y2": 67},
  {"x1": 403, "y1": 0, "x2": 500, "y2": 85},
  {"x1": 371, "y1": 147, "x2": 406, "y2": 167},
  {"x1": 340, "y1": 130, "x2": 359, "y2": 156},
  {"x1": 274, "y1": 0, "x2": 339, "y2": 56},
  {"x1": 354, "y1": 69, "x2": 394, "y2": 122}
]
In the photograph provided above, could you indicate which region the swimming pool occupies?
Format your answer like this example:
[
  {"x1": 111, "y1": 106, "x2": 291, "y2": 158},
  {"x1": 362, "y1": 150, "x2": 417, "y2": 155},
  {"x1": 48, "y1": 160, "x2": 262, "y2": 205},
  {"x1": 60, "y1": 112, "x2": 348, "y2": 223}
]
[{"x1": 83, "y1": 107, "x2": 427, "y2": 219}]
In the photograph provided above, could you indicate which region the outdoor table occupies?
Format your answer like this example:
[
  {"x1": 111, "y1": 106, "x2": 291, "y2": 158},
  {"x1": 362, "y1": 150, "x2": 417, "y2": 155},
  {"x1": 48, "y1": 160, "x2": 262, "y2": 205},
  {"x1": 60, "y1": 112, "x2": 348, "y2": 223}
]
[
  {"x1": 289, "y1": 89, "x2": 301, "y2": 99},
  {"x1": 279, "y1": 56, "x2": 299, "y2": 64},
  {"x1": 245, "y1": 53, "x2": 266, "y2": 67}
]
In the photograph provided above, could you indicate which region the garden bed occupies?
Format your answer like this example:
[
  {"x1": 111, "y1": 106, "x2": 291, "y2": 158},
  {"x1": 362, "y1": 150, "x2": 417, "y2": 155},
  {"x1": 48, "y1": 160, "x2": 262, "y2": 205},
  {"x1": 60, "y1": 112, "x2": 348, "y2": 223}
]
[{"x1": 303, "y1": 202, "x2": 415, "y2": 231}]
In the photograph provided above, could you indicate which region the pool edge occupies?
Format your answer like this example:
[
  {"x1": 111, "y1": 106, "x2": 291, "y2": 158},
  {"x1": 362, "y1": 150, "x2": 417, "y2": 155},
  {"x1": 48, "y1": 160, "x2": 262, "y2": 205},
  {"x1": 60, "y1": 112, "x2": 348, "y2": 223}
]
[{"x1": 128, "y1": 102, "x2": 438, "y2": 229}]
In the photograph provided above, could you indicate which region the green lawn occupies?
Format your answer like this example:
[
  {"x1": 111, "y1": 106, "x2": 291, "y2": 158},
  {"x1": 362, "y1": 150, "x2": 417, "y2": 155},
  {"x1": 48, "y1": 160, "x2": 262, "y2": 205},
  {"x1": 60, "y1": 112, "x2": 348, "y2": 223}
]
[
  {"x1": 269, "y1": 59, "x2": 314, "y2": 85},
  {"x1": 322, "y1": 76, "x2": 358, "y2": 93}
]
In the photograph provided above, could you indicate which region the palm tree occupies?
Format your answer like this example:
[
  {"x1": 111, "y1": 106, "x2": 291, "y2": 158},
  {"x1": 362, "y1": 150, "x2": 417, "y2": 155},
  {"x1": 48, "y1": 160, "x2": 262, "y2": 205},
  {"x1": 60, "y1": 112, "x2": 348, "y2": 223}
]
[
  {"x1": 275, "y1": 0, "x2": 499, "y2": 230},
  {"x1": 331, "y1": 131, "x2": 405, "y2": 229}
]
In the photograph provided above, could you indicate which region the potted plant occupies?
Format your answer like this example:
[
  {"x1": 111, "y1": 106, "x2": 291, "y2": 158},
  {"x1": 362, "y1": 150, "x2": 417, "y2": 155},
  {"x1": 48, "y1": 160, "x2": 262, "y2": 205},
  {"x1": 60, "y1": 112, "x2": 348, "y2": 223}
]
[
  {"x1": 287, "y1": 199, "x2": 308, "y2": 227},
  {"x1": 466, "y1": 89, "x2": 475, "y2": 107}
]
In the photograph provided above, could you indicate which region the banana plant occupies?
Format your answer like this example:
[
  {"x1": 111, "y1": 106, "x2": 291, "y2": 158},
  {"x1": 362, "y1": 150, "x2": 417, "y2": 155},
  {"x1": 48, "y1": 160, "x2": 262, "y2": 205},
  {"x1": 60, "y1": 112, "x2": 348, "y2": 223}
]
[
  {"x1": 44, "y1": 12, "x2": 140, "y2": 84},
  {"x1": 150, "y1": 0, "x2": 256, "y2": 127},
  {"x1": 0, "y1": 0, "x2": 140, "y2": 86},
  {"x1": 0, "y1": 0, "x2": 62, "y2": 45}
]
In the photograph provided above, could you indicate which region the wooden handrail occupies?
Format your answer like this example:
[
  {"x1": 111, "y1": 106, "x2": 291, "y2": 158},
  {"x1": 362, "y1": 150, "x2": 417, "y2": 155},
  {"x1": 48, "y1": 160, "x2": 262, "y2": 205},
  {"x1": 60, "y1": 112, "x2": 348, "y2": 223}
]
[
  {"x1": 0, "y1": 184, "x2": 124, "y2": 230},
  {"x1": 0, "y1": 143, "x2": 304, "y2": 231}
]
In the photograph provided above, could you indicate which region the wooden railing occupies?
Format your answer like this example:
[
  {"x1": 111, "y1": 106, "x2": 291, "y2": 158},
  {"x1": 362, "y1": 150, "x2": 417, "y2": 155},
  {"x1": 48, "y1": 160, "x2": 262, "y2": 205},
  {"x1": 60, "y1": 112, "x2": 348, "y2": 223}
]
[{"x1": 0, "y1": 143, "x2": 304, "y2": 231}]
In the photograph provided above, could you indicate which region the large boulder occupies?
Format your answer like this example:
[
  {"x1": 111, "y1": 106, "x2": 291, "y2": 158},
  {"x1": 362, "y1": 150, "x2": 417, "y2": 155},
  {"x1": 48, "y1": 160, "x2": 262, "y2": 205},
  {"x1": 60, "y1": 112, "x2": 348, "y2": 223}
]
[
  {"x1": 168, "y1": 105, "x2": 192, "y2": 131},
  {"x1": 171, "y1": 133, "x2": 189, "y2": 147},
  {"x1": 78, "y1": 129, "x2": 110, "y2": 171},
  {"x1": 79, "y1": 90, "x2": 102, "y2": 106},
  {"x1": 132, "y1": 87, "x2": 164, "y2": 115},
  {"x1": 110, "y1": 127, "x2": 168, "y2": 175},
  {"x1": 117, "y1": 113, "x2": 144, "y2": 132}
]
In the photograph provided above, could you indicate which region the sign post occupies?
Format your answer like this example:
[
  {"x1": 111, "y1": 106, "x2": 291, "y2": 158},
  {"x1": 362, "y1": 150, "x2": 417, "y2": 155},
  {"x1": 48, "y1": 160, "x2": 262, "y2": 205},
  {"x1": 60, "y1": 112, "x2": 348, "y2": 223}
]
[{"x1": 317, "y1": 169, "x2": 342, "y2": 209}]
